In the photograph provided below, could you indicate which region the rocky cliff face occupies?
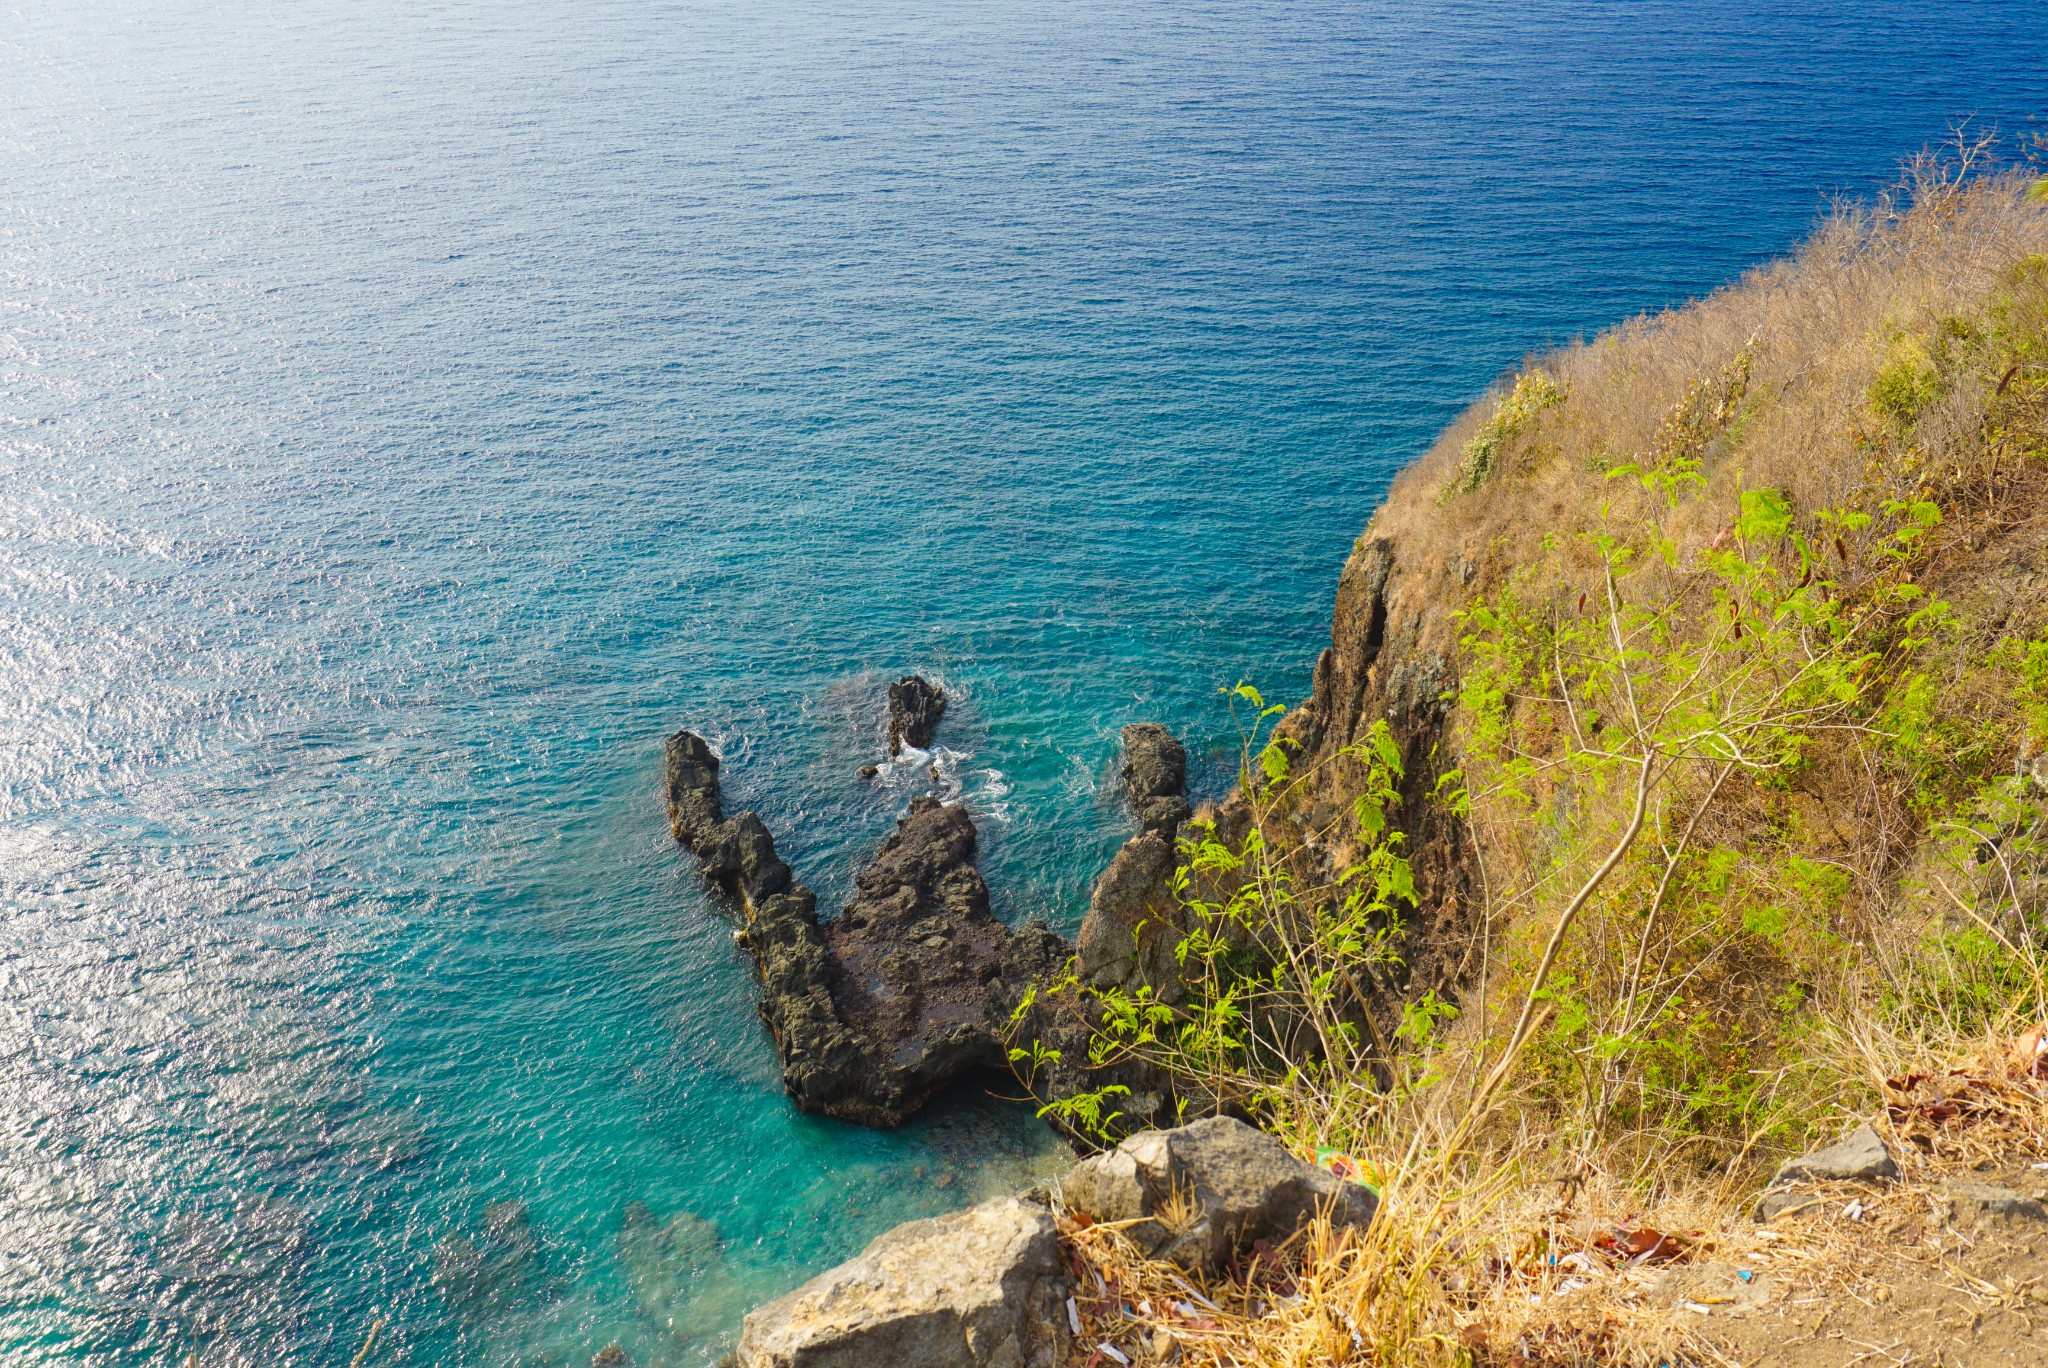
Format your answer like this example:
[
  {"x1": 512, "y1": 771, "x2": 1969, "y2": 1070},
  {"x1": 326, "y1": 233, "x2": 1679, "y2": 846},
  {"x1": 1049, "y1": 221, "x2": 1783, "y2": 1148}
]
[{"x1": 1268, "y1": 523, "x2": 1481, "y2": 1015}]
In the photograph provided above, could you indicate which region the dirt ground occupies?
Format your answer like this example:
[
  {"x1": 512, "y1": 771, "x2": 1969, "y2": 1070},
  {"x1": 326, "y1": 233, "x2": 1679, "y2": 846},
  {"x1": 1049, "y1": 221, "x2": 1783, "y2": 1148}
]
[{"x1": 1680, "y1": 1158, "x2": 2048, "y2": 1367}]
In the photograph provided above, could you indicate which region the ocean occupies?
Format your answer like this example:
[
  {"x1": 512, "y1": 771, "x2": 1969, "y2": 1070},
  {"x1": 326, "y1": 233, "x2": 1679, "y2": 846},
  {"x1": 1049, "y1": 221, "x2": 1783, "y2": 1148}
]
[{"x1": 1, "y1": 1, "x2": 2042, "y2": 1362}]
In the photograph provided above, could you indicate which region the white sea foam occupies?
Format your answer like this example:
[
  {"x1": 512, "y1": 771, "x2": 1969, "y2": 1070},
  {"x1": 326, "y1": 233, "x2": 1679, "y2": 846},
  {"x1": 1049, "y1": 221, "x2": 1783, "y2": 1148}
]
[{"x1": 870, "y1": 742, "x2": 1011, "y2": 825}]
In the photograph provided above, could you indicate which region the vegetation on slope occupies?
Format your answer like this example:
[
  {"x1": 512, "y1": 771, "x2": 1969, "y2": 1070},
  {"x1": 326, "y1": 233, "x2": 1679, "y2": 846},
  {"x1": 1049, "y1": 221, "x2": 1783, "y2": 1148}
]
[{"x1": 1028, "y1": 146, "x2": 2048, "y2": 1365}]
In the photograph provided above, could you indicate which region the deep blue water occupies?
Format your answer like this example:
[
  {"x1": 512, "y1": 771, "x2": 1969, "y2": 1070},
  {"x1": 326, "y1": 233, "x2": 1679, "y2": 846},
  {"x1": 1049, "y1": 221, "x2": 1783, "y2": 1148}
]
[{"x1": 1, "y1": 2, "x2": 2042, "y2": 1363}]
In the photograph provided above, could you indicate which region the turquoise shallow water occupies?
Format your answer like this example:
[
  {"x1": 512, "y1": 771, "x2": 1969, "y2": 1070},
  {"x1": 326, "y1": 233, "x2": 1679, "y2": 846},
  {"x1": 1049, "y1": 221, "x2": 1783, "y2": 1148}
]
[{"x1": 1, "y1": 2, "x2": 2044, "y2": 1363}]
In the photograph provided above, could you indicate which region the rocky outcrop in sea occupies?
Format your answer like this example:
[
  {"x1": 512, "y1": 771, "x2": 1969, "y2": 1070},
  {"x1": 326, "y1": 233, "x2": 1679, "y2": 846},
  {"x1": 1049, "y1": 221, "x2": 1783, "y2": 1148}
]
[
  {"x1": 665, "y1": 729, "x2": 1063, "y2": 1128},
  {"x1": 886, "y1": 674, "x2": 946, "y2": 755}
]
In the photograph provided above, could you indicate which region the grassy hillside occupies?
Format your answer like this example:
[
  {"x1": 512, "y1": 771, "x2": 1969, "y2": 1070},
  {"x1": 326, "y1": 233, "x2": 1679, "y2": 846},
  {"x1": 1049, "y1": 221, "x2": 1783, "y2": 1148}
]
[{"x1": 1045, "y1": 154, "x2": 2048, "y2": 1365}]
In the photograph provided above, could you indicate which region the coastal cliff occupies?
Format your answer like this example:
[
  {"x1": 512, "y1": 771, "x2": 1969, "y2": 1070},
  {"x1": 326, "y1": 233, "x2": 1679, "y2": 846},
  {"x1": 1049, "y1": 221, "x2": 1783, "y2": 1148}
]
[{"x1": 712, "y1": 166, "x2": 2048, "y2": 1368}]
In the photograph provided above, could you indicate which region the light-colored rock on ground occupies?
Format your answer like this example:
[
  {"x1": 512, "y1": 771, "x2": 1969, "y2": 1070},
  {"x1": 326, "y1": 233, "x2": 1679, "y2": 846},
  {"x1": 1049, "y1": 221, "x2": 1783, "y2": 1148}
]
[
  {"x1": 734, "y1": 1195, "x2": 1068, "y2": 1368},
  {"x1": 1060, "y1": 1115, "x2": 1377, "y2": 1273}
]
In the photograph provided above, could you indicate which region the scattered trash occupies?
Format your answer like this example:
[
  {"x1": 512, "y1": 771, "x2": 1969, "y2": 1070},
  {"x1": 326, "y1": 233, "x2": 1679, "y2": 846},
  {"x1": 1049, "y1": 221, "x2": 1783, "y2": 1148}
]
[
  {"x1": 1738, "y1": 1269, "x2": 1754, "y2": 1282},
  {"x1": 1844, "y1": 1199, "x2": 1865, "y2": 1221},
  {"x1": 1312, "y1": 1146, "x2": 1384, "y2": 1197},
  {"x1": 1165, "y1": 1274, "x2": 1221, "y2": 1313},
  {"x1": 1680, "y1": 1300, "x2": 1714, "y2": 1314},
  {"x1": 2012, "y1": 1024, "x2": 2048, "y2": 1078},
  {"x1": 1593, "y1": 1225, "x2": 1692, "y2": 1266},
  {"x1": 1096, "y1": 1344, "x2": 1130, "y2": 1366},
  {"x1": 1067, "y1": 1297, "x2": 1082, "y2": 1336}
]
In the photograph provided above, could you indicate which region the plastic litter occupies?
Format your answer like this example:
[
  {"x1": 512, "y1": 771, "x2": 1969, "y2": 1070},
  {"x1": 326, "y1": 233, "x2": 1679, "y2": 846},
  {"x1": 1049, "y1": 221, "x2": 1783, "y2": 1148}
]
[
  {"x1": 1166, "y1": 1274, "x2": 1221, "y2": 1312},
  {"x1": 1066, "y1": 1298, "x2": 1082, "y2": 1336},
  {"x1": 1097, "y1": 1345, "x2": 1130, "y2": 1366},
  {"x1": 1312, "y1": 1145, "x2": 1384, "y2": 1197}
]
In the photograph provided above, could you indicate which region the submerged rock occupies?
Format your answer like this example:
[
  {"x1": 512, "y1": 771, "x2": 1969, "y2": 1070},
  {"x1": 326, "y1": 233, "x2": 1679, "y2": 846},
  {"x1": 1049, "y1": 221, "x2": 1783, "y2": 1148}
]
[
  {"x1": 887, "y1": 675, "x2": 946, "y2": 755},
  {"x1": 1061, "y1": 1116, "x2": 1377, "y2": 1273},
  {"x1": 619, "y1": 1201, "x2": 755, "y2": 1344},
  {"x1": 735, "y1": 1195, "x2": 1068, "y2": 1368},
  {"x1": 433, "y1": 1200, "x2": 542, "y2": 1313}
]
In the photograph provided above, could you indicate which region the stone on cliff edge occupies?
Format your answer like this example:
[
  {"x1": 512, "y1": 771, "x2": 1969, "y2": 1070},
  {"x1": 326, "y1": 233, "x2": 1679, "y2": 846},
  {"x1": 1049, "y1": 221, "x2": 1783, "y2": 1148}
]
[
  {"x1": 1772, "y1": 1122, "x2": 1899, "y2": 1185},
  {"x1": 887, "y1": 676, "x2": 946, "y2": 755},
  {"x1": 1119, "y1": 722, "x2": 1190, "y2": 837},
  {"x1": 735, "y1": 1196, "x2": 1068, "y2": 1368},
  {"x1": 1060, "y1": 1116, "x2": 1376, "y2": 1272},
  {"x1": 1755, "y1": 1122, "x2": 1900, "y2": 1219}
]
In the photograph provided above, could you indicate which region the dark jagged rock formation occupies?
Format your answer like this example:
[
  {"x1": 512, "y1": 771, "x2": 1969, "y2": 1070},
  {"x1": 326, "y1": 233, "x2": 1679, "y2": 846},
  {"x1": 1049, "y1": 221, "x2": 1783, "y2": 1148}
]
[
  {"x1": 1074, "y1": 831, "x2": 1181, "y2": 997},
  {"x1": 663, "y1": 731, "x2": 793, "y2": 911},
  {"x1": 1118, "y1": 722, "x2": 1190, "y2": 837},
  {"x1": 1264, "y1": 532, "x2": 1474, "y2": 1017},
  {"x1": 433, "y1": 1200, "x2": 542, "y2": 1314},
  {"x1": 814, "y1": 798, "x2": 1013, "y2": 1124},
  {"x1": 886, "y1": 675, "x2": 946, "y2": 755},
  {"x1": 665, "y1": 728, "x2": 1057, "y2": 1128},
  {"x1": 1002, "y1": 724, "x2": 1198, "y2": 1144},
  {"x1": 1075, "y1": 724, "x2": 1192, "y2": 1001}
]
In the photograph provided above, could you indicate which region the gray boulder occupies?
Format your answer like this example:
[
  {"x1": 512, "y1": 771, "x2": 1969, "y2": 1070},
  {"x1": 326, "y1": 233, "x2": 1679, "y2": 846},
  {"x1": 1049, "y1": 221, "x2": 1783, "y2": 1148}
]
[
  {"x1": 1060, "y1": 1116, "x2": 1376, "y2": 1272},
  {"x1": 1753, "y1": 1189, "x2": 1822, "y2": 1222},
  {"x1": 1946, "y1": 1182, "x2": 2048, "y2": 1223},
  {"x1": 1772, "y1": 1122, "x2": 1899, "y2": 1185},
  {"x1": 735, "y1": 1196, "x2": 1068, "y2": 1368}
]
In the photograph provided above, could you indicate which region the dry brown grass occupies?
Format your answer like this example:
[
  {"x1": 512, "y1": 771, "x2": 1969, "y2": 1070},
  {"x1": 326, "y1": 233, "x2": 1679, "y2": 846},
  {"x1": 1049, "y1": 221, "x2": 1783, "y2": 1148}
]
[
  {"x1": 1056, "y1": 1031, "x2": 2048, "y2": 1368},
  {"x1": 1382, "y1": 152, "x2": 2048, "y2": 580}
]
